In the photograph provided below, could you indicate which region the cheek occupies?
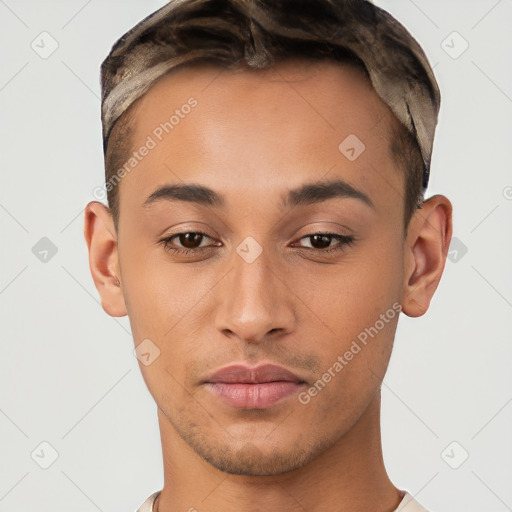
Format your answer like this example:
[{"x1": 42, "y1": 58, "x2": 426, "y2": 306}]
[
  {"x1": 119, "y1": 240, "x2": 206, "y2": 339},
  {"x1": 290, "y1": 236, "x2": 402, "y2": 398},
  {"x1": 290, "y1": 234, "x2": 403, "y2": 331},
  {"x1": 299, "y1": 304, "x2": 398, "y2": 428}
]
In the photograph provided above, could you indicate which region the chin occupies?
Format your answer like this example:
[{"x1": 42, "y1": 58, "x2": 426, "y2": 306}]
[
  {"x1": 178, "y1": 421, "x2": 335, "y2": 477},
  {"x1": 199, "y1": 441, "x2": 316, "y2": 476}
]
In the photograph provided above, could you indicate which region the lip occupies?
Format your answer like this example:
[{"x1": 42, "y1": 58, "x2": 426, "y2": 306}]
[
  {"x1": 203, "y1": 363, "x2": 306, "y2": 409},
  {"x1": 205, "y1": 363, "x2": 305, "y2": 384}
]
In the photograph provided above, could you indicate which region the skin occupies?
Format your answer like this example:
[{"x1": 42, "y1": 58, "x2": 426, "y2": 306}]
[{"x1": 84, "y1": 59, "x2": 452, "y2": 512}]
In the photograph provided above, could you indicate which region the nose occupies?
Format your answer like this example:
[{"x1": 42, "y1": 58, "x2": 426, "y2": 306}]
[{"x1": 214, "y1": 242, "x2": 296, "y2": 343}]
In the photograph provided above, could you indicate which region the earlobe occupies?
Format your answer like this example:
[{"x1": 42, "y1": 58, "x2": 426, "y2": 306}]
[
  {"x1": 401, "y1": 195, "x2": 453, "y2": 318},
  {"x1": 83, "y1": 201, "x2": 127, "y2": 317}
]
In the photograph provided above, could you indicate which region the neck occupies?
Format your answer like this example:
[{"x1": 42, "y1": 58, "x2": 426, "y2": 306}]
[{"x1": 154, "y1": 390, "x2": 401, "y2": 512}]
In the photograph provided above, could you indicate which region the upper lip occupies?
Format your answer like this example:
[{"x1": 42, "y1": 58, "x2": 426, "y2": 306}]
[{"x1": 204, "y1": 363, "x2": 305, "y2": 384}]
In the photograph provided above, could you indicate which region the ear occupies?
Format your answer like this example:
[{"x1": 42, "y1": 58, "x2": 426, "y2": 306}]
[
  {"x1": 83, "y1": 201, "x2": 127, "y2": 317},
  {"x1": 402, "y1": 194, "x2": 453, "y2": 317}
]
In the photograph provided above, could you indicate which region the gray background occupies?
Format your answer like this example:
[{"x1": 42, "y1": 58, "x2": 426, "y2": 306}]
[{"x1": 1, "y1": 0, "x2": 511, "y2": 510}]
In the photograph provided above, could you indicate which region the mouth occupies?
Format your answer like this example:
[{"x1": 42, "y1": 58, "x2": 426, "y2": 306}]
[{"x1": 203, "y1": 363, "x2": 307, "y2": 409}]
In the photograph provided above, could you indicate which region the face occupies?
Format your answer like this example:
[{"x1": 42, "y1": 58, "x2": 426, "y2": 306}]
[{"x1": 110, "y1": 59, "x2": 409, "y2": 475}]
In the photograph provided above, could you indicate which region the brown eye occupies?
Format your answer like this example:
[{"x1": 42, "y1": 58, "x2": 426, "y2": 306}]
[
  {"x1": 176, "y1": 232, "x2": 206, "y2": 249},
  {"x1": 160, "y1": 231, "x2": 217, "y2": 255},
  {"x1": 308, "y1": 234, "x2": 332, "y2": 250},
  {"x1": 296, "y1": 233, "x2": 356, "y2": 253}
]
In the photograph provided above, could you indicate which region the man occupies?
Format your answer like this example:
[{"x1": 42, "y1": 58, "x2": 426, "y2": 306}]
[{"x1": 84, "y1": 0, "x2": 452, "y2": 510}]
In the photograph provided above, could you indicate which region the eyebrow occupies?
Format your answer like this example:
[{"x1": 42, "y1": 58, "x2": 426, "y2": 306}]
[{"x1": 142, "y1": 179, "x2": 375, "y2": 210}]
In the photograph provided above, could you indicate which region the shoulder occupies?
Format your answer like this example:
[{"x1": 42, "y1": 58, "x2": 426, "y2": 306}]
[
  {"x1": 135, "y1": 490, "x2": 161, "y2": 512},
  {"x1": 394, "y1": 491, "x2": 430, "y2": 512}
]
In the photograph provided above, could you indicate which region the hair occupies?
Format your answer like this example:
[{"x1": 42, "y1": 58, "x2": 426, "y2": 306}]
[{"x1": 101, "y1": 0, "x2": 440, "y2": 235}]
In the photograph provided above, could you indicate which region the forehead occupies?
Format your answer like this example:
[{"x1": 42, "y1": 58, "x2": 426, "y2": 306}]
[{"x1": 118, "y1": 58, "x2": 404, "y2": 221}]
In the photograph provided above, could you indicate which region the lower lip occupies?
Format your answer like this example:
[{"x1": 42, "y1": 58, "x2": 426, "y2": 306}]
[{"x1": 205, "y1": 381, "x2": 303, "y2": 409}]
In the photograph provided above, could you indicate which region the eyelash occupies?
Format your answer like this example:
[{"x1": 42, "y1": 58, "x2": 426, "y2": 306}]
[{"x1": 159, "y1": 231, "x2": 356, "y2": 256}]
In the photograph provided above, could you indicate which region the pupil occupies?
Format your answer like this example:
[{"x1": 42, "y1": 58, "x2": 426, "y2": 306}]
[
  {"x1": 311, "y1": 234, "x2": 331, "y2": 249},
  {"x1": 180, "y1": 233, "x2": 202, "y2": 248}
]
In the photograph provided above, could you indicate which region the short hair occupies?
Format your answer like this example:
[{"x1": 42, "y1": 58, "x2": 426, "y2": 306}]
[{"x1": 100, "y1": 0, "x2": 440, "y2": 233}]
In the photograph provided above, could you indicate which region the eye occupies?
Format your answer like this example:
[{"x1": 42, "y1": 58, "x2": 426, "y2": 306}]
[
  {"x1": 159, "y1": 231, "x2": 356, "y2": 257},
  {"x1": 294, "y1": 232, "x2": 356, "y2": 253},
  {"x1": 159, "y1": 231, "x2": 219, "y2": 255}
]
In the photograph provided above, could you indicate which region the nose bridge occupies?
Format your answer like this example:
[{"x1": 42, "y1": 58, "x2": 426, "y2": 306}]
[{"x1": 215, "y1": 238, "x2": 294, "y2": 342}]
